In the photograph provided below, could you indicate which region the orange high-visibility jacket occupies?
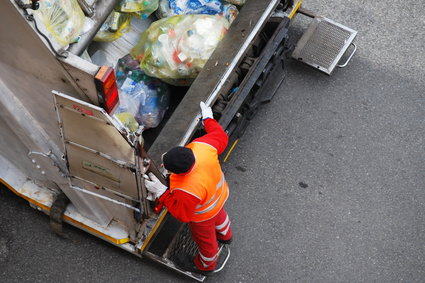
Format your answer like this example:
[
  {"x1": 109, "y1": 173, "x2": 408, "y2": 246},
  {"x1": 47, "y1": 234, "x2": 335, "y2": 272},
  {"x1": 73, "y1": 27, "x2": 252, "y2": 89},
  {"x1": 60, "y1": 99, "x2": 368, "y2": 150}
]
[{"x1": 169, "y1": 142, "x2": 229, "y2": 222}]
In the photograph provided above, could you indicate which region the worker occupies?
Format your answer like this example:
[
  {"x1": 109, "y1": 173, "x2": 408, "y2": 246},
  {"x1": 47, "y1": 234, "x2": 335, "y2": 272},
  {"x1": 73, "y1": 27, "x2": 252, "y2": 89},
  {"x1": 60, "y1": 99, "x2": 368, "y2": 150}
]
[{"x1": 144, "y1": 101, "x2": 232, "y2": 275}]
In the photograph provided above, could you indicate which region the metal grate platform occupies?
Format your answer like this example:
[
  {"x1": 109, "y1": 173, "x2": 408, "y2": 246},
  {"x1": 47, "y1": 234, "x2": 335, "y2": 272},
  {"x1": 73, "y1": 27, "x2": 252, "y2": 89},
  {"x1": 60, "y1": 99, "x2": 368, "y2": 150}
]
[
  {"x1": 166, "y1": 223, "x2": 229, "y2": 276},
  {"x1": 169, "y1": 224, "x2": 199, "y2": 260},
  {"x1": 292, "y1": 17, "x2": 357, "y2": 74}
]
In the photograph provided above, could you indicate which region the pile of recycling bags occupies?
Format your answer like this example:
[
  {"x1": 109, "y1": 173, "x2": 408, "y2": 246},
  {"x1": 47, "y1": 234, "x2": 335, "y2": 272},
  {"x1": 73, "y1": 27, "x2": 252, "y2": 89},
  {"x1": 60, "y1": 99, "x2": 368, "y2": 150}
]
[
  {"x1": 114, "y1": 0, "x2": 243, "y2": 128},
  {"x1": 95, "y1": 0, "x2": 242, "y2": 43},
  {"x1": 34, "y1": 0, "x2": 160, "y2": 45},
  {"x1": 35, "y1": 0, "x2": 242, "y2": 46},
  {"x1": 35, "y1": 0, "x2": 246, "y2": 130}
]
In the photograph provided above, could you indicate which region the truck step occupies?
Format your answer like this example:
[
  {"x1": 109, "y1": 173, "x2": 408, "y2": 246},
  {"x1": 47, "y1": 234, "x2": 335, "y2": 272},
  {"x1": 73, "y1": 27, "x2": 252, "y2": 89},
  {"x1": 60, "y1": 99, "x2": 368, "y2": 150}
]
[
  {"x1": 142, "y1": 221, "x2": 229, "y2": 281},
  {"x1": 169, "y1": 224, "x2": 199, "y2": 260},
  {"x1": 292, "y1": 17, "x2": 357, "y2": 75}
]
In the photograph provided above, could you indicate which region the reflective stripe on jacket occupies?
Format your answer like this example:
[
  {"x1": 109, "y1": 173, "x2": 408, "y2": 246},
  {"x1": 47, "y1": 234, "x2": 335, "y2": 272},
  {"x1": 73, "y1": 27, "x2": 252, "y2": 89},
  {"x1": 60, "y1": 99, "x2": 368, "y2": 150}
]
[{"x1": 169, "y1": 142, "x2": 229, "y2": 222}]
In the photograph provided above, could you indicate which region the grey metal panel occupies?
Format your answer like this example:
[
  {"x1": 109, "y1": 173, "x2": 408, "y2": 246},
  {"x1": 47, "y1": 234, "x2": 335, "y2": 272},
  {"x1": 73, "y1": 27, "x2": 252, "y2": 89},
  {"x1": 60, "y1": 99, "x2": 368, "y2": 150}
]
[
  {"x1": 0, "y1": 117, "x2": 37, "y2": 183},
  {"x1": 56, "y1": 94, "x2": 134, "y2": 162},
  {"x1": 54, "y1": 92, "x2": 139, "y2": 200},
  {"x1": 60, "y1": 184, "x2": 114, "y2": 227},
  {"x1": 0, "y1": 2, "x2": 90, "y2": 152},
  {"x1": 0, "y1": 76, "x2": 114, "y2": 226},
  {"x1": 0, "y1": 77, "x2": 67, "y2": 180},
  {"x1": 70, "y1": 177, "x2": 137, "y2": 237},
  {"x1": 147, "y1": 0, "x2": 280, "y2": 164},
  {"x1": 0, "y1": 2, "x2": 136, "y2": 227},
  {"x1": 0, "y1": 155, "x2": 29, "y2": 192},
  {"x1": 60, "y1": 53, "x2": 101, "y2": 106},
  {"x1": 66, "y1": 144, "x2": 138, "y2": 199},
  {"x1": 291, "y1": 17, "x2": 358, "y2": 74},
  {"x1": 1, "y1": 1, "x2": 76, "y2": 88}
]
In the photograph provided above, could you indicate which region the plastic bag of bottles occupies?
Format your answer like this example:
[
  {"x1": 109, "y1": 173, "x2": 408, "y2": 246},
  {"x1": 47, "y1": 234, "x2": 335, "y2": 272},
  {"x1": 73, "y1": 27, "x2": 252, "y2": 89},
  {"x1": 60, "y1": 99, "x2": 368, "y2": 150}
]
[
  {"x1": 130, "y1": 14, "x2": 229, "y2": 86},
  {"x1": 94, "y1": 11, "x2": 131, "y2": 42},
  {"x1": 115, "y1": 55, "x2": 170, "y2": 129},
  {"x1": 116, "y1": 0, "x2": 159, "y2": 19},
  {"x1": 157, "y1": 0, "x2": 238, "y2": 24},
  {"x1": 34, "y1": 0, "x2": 85, "y2": 46},
  {"x1": 224, "y1": 0, "x2": 245, "y2": 5}
]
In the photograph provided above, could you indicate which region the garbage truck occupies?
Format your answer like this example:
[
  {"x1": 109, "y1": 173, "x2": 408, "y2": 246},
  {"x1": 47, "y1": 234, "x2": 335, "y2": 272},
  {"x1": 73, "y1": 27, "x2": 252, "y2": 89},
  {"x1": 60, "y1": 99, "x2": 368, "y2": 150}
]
[{"x1": 0, "y1": 0, "x2": 357, "y2": 281}]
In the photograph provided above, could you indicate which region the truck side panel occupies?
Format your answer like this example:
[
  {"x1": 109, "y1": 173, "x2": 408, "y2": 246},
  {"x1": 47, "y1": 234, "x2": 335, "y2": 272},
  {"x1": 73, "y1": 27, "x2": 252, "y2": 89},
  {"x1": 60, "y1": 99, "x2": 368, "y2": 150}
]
[
  {"x1": 0, "y1": 2, "x2": 97, "y2": 154},
  {"x1": 0, "y1": 116, "x2": 36, "y2": 184}
]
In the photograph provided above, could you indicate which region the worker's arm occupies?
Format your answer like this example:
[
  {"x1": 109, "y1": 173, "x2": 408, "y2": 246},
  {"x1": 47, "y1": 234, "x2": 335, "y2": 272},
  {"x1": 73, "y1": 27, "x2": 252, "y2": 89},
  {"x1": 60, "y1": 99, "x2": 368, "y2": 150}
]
[
  {"x1": 158, "y1": 190, "x2": 199, "y2": 222},
  {"x1": 193, "y1": 118, "x2": 229, "y2": 154},
  {"x1": 194, "y1": 101, "x2": 228, "y2": 154}
]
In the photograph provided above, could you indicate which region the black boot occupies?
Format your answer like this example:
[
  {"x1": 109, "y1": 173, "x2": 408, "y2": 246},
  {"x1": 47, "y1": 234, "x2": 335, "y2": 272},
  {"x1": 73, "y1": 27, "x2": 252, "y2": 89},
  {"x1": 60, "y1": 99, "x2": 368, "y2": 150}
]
[
  {"x1": 218, "y1": 237, "x2": 232, "y2": 245},
  {"x1": 174, "y1": 253, "x2": 214, "y2": 276}
]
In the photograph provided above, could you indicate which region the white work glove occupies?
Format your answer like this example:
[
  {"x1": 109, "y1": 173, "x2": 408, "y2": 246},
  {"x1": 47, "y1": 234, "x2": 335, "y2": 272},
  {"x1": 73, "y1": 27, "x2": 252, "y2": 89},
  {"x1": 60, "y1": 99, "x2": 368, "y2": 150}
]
[
  {"x1": 200, "y1": 101, "x2": 213, "y2": 120},
  {"x1": 144, "y1": 173, "x2": 167, "y2": 200}
]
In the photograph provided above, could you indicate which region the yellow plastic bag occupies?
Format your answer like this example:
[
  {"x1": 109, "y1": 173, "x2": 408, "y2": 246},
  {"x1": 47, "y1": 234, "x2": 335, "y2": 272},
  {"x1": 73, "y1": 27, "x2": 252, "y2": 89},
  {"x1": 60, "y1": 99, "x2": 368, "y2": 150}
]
[
  {"x1": 35, "y1": 0, "x2": 85, "y2": 47},
  {"x1": 130, "y1": 15, "x2": 229, "y2": 86},
  {"x1": 94, "y1": 11, "x2": 131, "y2": 42},
  {"x1": 115, "y1": 112, "x2": 139, "y2": 132}
]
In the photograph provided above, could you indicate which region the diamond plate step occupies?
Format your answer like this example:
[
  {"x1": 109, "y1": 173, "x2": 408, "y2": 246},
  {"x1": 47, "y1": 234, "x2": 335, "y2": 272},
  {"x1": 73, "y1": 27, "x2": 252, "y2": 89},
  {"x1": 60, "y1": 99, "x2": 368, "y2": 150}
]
[{"x1": 292, "y1": 17, "x2": 357, "y2": 74}]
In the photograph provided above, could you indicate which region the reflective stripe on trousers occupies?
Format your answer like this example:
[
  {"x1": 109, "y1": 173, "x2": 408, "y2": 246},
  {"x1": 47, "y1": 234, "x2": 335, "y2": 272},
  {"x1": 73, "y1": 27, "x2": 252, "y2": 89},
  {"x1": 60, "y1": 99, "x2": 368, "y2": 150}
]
[
  {"x1": 190, "y1": 208, "x2": 233, "y2": 271},
  {"x1": 199, "y1": 251, "x2": 219, "y2": 268},
  {"x1": 216, "y1": 214, "x2": 231, "y2": 236}
]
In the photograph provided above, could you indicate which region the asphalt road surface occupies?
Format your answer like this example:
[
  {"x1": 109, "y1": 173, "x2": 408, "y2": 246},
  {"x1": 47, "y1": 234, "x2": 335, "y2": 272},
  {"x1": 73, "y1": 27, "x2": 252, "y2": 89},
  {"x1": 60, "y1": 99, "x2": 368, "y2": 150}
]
[{"x1": 1, "y1": 0, "x2": 424, "y2": 282}]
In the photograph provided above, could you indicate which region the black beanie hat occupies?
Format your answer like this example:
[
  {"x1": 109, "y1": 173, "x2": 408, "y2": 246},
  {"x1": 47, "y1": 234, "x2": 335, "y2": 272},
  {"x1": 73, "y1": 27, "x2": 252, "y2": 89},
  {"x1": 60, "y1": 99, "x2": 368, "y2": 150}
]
[{"x1": 163, "y1": 146, "x2": 195, "y2": 174}]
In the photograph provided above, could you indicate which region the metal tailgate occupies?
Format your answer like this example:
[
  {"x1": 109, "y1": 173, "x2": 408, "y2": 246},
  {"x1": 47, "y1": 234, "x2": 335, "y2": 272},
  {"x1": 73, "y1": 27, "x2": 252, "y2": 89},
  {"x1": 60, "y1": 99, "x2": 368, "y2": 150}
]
[{"x1": 53, "y1": 91, "x2": 144, "y2": 231}]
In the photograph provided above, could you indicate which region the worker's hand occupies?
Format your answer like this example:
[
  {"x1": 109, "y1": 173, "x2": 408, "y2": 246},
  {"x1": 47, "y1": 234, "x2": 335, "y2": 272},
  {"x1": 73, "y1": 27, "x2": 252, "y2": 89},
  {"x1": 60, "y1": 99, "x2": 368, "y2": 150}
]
[
  {"x1": 144, "y1": 173, "x2": 167, "y2": 199},
  {"x1": 200, "y1": 101, "x2": 213, "y2": 120}
]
